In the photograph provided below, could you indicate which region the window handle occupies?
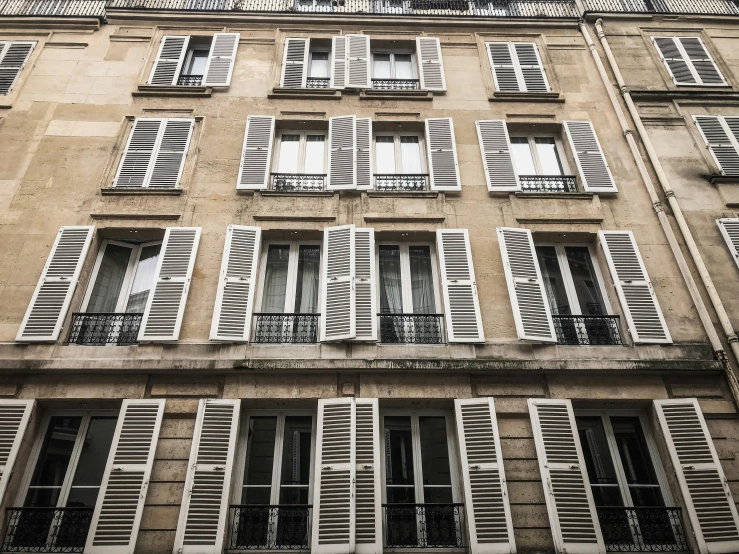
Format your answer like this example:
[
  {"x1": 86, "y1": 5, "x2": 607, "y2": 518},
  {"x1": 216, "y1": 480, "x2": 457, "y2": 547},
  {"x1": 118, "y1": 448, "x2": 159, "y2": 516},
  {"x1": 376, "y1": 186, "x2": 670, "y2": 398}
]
[
  {"x1": 162, "y1": 276, "x2": 171, "y2": 280},
  {"x1": 569, "y1": 464, "x2": 579, "y2": 470},
  {"x1": 361, "y1": 464, "x2": 373, "y2": 470},
  {"x1": 322, "y1": 465, "x2": 333, "y2": 470},
  {"x1": 469, "y1": 464, "x2": 480, "y2": 470},
  {"x1": 684, "y1": 465, "x2": 695, "y2": 470}
]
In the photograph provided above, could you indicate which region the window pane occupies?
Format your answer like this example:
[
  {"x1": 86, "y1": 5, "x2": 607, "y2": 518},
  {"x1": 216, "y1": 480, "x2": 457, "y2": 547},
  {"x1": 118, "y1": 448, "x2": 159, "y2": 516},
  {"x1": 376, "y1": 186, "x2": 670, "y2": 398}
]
[
  {"x1": 375, "y1": 136, "x2": 396, "y2": 174},
  {"x1": 534, "y1": 137, "x2": 564, "y2": 176},
  {"x1": 399, "y1": 136, "x2": 422, "y2": 174},
  {"x1": 294, "y1": 246, "x2": 320, "y2": 313},
  {"x1": 384, "y1": 416, "x2": 415, "y2": 491},
  {"x1": 379, "y1": 246, "x2": 403, "y2": 314},
  {"x1": 69, "y1": 417, "x2": 117, "y2": 489},
  {"x1": 535, "y1": 246, "x2": 570, "y2": 314},
  {"x1": 394, "y1": 54, "x2": 413, "y2": 79},
  {"x1": 510, "y1": 137, "x2": 537, "y2": 175},
  {"x1": 576, "y1": 416, "x2": 623, "y2": 507},
  {"x1": 418, "y1": 417, "x2": 451, "y2": 487},
  {"x1": 243, "y1": 417, "x2": 277, "y2": 503},
  {"x1": 309, "y1": 51, "x2": 329, "y2": 78},
  {"x1": 87, "y1": 244, "x2": 131, "y2": 312},
  {"x1": 303, "y1": 135, "x2": 325, "y2": 174},
  {"x1": 564, "y1": 247, "x2": 605, "y2": 316},
  {"x1": 125, "y1": 244, "x2": 161, "y2": 313},
  {"x1": 373, "y1": 53, "x2": 391, "y2": 79},
  {"x1": 409, "y1": 246, "x2": 434, "y2": 313},
  {"x1": 185, "y1": 49, "x2": 209, "y2": 76},
  {"x1": 279, "y1": 416, "x2": 312, "y2": 505},
  {"x1": 278, "y1": 135, "x2": 300, "y2": 174},
  {"x1": 611, "y1": 417, "x2": 664, "y2": 507},
  {"x1": 261, "y1": 246, "x2": 290, "y2": 313}
]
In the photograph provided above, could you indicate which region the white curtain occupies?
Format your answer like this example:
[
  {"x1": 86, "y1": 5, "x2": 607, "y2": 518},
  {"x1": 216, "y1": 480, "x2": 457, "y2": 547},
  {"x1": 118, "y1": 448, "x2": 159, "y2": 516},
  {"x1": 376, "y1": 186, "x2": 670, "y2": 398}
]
[
  {"x1": 409, "y1": 247, "x2": 434, "y2": 314},
  {"x1": 379, "y1": 247, "x2": 403, "y2": 313},
  {"x1": 125, "y1": 244, "x2": 161, "y2": 313},
  {"x1": 88, "y1": 244, "x2": 131, "y2": 312},
  {"x1": 294, "y1": 246, "x2": 320, "y2": 313},
  {"x1": 262, "y1": 246, "x2": 290, "y2": 312}
]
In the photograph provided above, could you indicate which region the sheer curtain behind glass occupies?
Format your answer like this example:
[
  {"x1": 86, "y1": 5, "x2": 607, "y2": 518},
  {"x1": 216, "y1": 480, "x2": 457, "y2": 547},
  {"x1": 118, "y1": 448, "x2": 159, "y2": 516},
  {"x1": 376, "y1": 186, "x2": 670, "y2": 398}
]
[
  {"x1": 87, "y1": 244, "x2": 131, "y2": 312},
  {"x1": 125, "y1": 244, "x2": 161, "y2": 313},
  {"x1": 262, "y1": 246, "x2": 290, "y2": 313}
]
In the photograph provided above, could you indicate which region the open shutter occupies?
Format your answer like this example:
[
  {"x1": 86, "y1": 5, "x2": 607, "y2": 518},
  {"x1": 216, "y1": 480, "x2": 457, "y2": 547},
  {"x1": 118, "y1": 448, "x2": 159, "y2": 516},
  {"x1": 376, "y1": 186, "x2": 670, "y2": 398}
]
[
  {"x1": 678, "y1": 37, "x2": 725, "y2": 86},
  {"x1": 17, "y1": 226, "x2": 94, "y2": 342},
  {"x1": 138, "y1": 227, "x2": 201, "y2": 342},
  {"x1": 86, "y1": 399, "x2": 165, "y2": 554},
  {"x1": 513, "y1": 42, "x2": 549, "y2": 92},
  {"x1": 529, "y1": 399, "x2": 605, "y2": 554},
  {"x1": 0, "y1": 401, "x2": 34, "y2": 505},
  {"x1": 148, "y1": 35, "x2": 189, "y2": 85},
  {"x1": 355, "y1": 398, "x2": 382, "y2": 554},
  {"x1": 653, "y1": 37, "x2": 696, "y2": 85},
  {"x1": 114, "y1": 118, "x2": 163, "y2": 188},
  {"x1": 203, "y1": 32, "x2": 239, "y2": 87},
  {"x1": 436, "y1": 229, "x2": 484, "y2": 343},
  {"x1": 497, "y1": 227, "x2": 556, "y2": 342},
  {"x1": 210, "y1": 225, "x2": 261, "y2": 341},
  {"x1": 0, "y1": 42, "x2": 34, "y2": 95},
  {"x1": 476, "y1": 120, "x2": 519, "y2": 192},
  {"x1": 312, "y1": 398, "x2": 356, "y2": 554},
  {"x1": 486, "y1": 42, "x2": 520, "y2": 92},
  {"x1": 281, "y1": 37, "x2": 309, "y2": 88},
  {"x1": 330, "y1": 36, "x2": 346, "y2": 89},
  {"x1": 694, "y1": 116, "x2": 739, "y2": 176},
  {"x1": 353, "y1": 228, "x2": 377, "y2": 342},
  {"x1": 174, "y1": 399, "x2": 241, "y2": 554},
  {"x1": 564, "y1": 120, "x2": 617, "y2": 193},
  {"x1": 148, "y1": 118, "x2": 194, "y2": 189},
  {"x1": 599, "y1": 230, "x2": 671, "y2": 344},
  {"x1": 320, "y1": 225, "x2": 355, "y2": 342},
  {"x1": 355, "y1": 117, "x2": 373, "y2": 190},
  {"x1": 455, "y1": 398, "x2": 515, "y2": 554},
  {"x1": 328, "y1": 115, "x2": 356, "y2": 190},
  {"x1": 654, "y1": 399, "x2": 739, "y2": 554},
  {"x1": 346, "y1": 34, "x2": 370, "y2": 89},
  {"x1": 416, "y1": 37, "x2": 446, "y2": 91},
  {"x1": 237, "y1": 115, "x2": 275, "y2": 190},
  {"x1": 426, "y1": 117, "x2": 461, "y2": 191},
  {"x1": 718, "y1": 218, "x2": 739, "y2": 272}
]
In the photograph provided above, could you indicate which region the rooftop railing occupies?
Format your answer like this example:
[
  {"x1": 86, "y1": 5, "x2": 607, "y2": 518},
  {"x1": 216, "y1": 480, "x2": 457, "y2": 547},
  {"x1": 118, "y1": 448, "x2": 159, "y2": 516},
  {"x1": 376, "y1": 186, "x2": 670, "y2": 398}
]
[
  {"x1": 0, "y1": 0, "x2": 106, "y2": 16},
  {"x1": 582, "y1": 0, "x2": 739, "y2": 15}
]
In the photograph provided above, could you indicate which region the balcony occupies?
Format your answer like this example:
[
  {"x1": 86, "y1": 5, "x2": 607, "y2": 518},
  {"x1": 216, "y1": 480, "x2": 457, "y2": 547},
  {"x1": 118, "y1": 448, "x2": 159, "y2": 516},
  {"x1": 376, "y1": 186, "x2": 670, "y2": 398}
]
[
  {"x1": 306, "y1": 77, "x2": 330, "y2": 88},
  {"x1": 252, "y1": 313, "x2": 319, "y2": 343},
  {"x1": 270, "y1": 173, "x2": 326, "y2": 192},
  {"x1": 379, "y1": 313, "x2": 444, "y2": 344},
  {"x1": 374, "y1": 174, "x2": 429, "y2": 192},
  {"x1": 1, "y1": 507, "x2": 94, "y2": 553},
  {"x1": 552, "y1": 314, "x2": 623, "y2": 346},
  {"x1": 596, "y1": 506, "x2": 690, "y2": 552},
  {"x1": 66, "y1": 313, "x2": 142, "y2": 346},
  {"x1": 228, "y1": 505, "x2": 311, "y2": 550},
  {"x1": 519, "y1": 175, "x2": 578, "y2": 194},
  {"x1": 582, "y1": 0, "x2": 739, "y2": 15},
  {"x1": 177, "y1": 74, "x2": 203, "y2": 86},
  {"x1": 383, "y1": 504, "x2": 464, "y2": 548},
  {"x1": 0, "y1": 0, "x2": 105, "y2": 16},
  {"x1": 372, "y1": 78, "x2": 420, "y2": 90}
]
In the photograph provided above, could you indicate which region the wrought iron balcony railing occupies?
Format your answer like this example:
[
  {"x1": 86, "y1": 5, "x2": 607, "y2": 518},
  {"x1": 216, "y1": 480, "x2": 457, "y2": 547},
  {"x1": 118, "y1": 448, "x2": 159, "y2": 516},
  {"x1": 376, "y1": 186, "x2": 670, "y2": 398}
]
[
  {"x1": 374, "y1": 174, "x2": 429, "y2": 192},
  {"x1": 383, "y1": 503, "x2": 464, "y2": 548},
  {"x1": 519, "y1": 175, "x2": 578, "y2": 194},
  {"x1": 372, "y1": 78, "x2": 421, "y2": 90},
  {"x1": 596, "y1": 506, "x2": 689, "y2": 552},
  {"x1": 66, "y1": 313, "x2": 142, "y2": 346},
  {"x1": 582, "y1": 0, "x2": 739, "y2": 15},
  {"x1": 270, "y1": 173, "x2": 327, "y2": 192},
  {"x1": 306, "y1": 77, "x2": 330, "y2": 88},
  {"x1": 252, "y1": 313, "x2": 319, "y2": 343},
  {"x1": 228, "y1": 505, "x2": 312, "y2": 550},
  {"x1": 176, "y1": 74, "x2": 203, "y2": 86},
  {"x1": 1, "y1": 507, "x2": 94, "y2": 553},
  {"x1": 0, "y1": 0, "x2": 106, "y2": 16},
  {"x1": 379, "y1": 313, "x2": 444, "y2": 344},
  {"x1": 552, "y1": 314, "x2": 622, "y2": 346}
]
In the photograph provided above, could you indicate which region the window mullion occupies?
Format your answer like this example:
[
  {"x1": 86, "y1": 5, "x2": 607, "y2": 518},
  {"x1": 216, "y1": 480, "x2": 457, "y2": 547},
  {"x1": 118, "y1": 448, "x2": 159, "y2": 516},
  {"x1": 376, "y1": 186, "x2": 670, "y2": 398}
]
[
  {"x1": 271, "y1": 414, "x2": 286, "y2": 506},
  {"x1": 56, "y1": 414, "x2": 91, "y2": 508},
  {"x1": 298, "y1": 132, "x2": 307, "y2": 174},
  {"x1": 399, "y1": 244, "x2": 414, "y2": 314},
  {"x1": 601, "y1": 414, "x2": 635, "y2": 507},
  {"x1": 285, "y1": 243, "x2": 299, "y2": 313},
  {"x1": 529, "y1": 136, "x2": 544, "y2": 175},
  {"x1": 555, "y1": 245, "x2": 583, "y2": 314},
  {"x1": 395, "y1": 133, "x2": 403, "y2": 174},
  {"x1": 410, "y1": 414, "x2": 424, "y2": 504},
  {"x1": 115, "y1": 244, "x2": 142, "y2": 313}
]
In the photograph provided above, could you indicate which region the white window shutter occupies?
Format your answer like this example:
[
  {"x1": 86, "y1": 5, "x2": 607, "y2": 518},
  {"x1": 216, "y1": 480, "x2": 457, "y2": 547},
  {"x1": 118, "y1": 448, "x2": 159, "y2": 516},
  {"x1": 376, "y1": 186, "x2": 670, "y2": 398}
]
[
  {"x1": 355, "y1": 117, "x2": 373, "y2": 190},
  {"x1": 16, "y1": 226, "x2": 94, "y2": 342},
  {"x1": 513, "y1": 42, "x2": 550, "y2": 92},
  {"x1": 320, "y1": 225, "x2": 356, "y2": 342},
  {"x1": 355, "y1": 398, "x2": 382, "y2": 554},
  {"x1": 653, "y1": 37, "x2": 696, "y2": 85},
  {"x1": 454, "y1": 398, "x2": 515, "y2": 554},
  {"x1": 476, "y1": 120, "x2": 519, "y2": 192},
  {"x1": 148, "y1": 118, "x2": 194, "y2": 189},
  {"x1": 599, "y1": 230, "x2": 671, "y2": 344},
  {"x1": 210, "y1": 225, "x2": 261, "y2": 341},
  {"x1": 677, "y1": 37, "x2": 726, "y2": 86},
  {"x1": 86, "y1": 399, "x2": 165, "y2": 554},
  {"x1": 0, "y1": 41, "x2": 35, "y2": 95},
  {"x1": 346, "y1": 34, "x2": 370, "y2": 89},
  {"x1": 203, "y1": 32, "x2": 240, "y2": 87},
  {"x1": 237, "y1": 115, "x2": 275, "y2": 190},
  {"x1": 281, "y1": 37, "x2": 309, "y2": 88},
  {"x1": 496, "y1": 227, "x2": 556, "y2": 342},
  {"x1": 330, "y1": 36, "x2": 346, "y2": 89},
  {"x1": 529, "y1": 399, "x2": 605, "y2": 554},
  {"x1": 149, "y1": 35, "x2": 189, "y2": 85},
  {"x1": 436, "y1": 229, "x2": 484, "y2": 343},
  {"x1": 693, "y1": 115, "x2": 739, "y2": 176},
  {"x1": 654, "y1": 399, "x2": 739, "y2": 554},
  {"x1": 486, "y1": 42, "x2": 520, "y2": 92},
  {"x1": 353, "y1": 228, "x2": 377, "y2": 342},
  {"x1": 113, "y1": 118, "x2": 163, "y2": 188},
  {"x1": 312, "y1": 398, "x2": 356, "y2": 554},
  {"x1": 0, "y1": 400, "x2": 35, "y2": 505},
  {"x1": 426, "y1": 117, "x2": 461, "y2": 191},
  {"x1": 173, "y1": 399, "x2": 241, "y2": 554},
  {"x1": 328, "y1": 115, "x2": 356, "y2": 190},
  {"x1": 416, "y1": 37, "x2": 446, "y2": 91},
  {"x1": 563, "y1": 120, "x2": 617, "y2": 193},
  {"x1": 138, "y1": 227, "x2": 201, "y2": 342},
  {"x1": 717, "y1": 218, "x2": 739, "y2": 272}
]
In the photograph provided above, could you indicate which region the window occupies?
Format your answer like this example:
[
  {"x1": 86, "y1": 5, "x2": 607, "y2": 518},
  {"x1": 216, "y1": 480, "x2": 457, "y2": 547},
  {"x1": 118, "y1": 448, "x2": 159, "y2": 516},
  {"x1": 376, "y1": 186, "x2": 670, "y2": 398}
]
[
  {"x1": 374, "y1": 133, "x2": 427, "y2": 191},
  {"x1": 0, "y1": 41, "x2": 35, "y2": 95},
  {"x1": 652, "y1": 36, "x2": 726, "y2": 87},
  {"x1": 510, "y1": 135, "x2": 566, "y2": 176},
  {"x1": 148, "y1": 34, "x2": 239, "y2": 88},
  {"x1": 308, "y1": 50, "x2": 329, "y2": 79},
  {"x1": 486, "y1": 42, "x2": 549, "y2": 93},
  {"x1": 272, "y1": 131, "x2": 327, "y2": 191},
  {"x1": 179, "y1": 37, "x2": 211, "y2": 85},
  {"x1": 693, "y1": 115, "x2": 739, "y2": 177},
  {"x1": 372, "y1": 52, "x2": 416, "y2": 80}
]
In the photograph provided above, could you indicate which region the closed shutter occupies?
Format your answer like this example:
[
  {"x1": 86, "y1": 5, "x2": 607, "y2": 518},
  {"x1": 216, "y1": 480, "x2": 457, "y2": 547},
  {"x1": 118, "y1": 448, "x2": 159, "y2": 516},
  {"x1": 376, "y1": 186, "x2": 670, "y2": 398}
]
[
  {"x1": 138, "y1": 227, "x2": 201, "y2": 342},
  {"x1": 320, "y1": 225, "x2": 355, "y2": 342},
  {"x1": 355, "y1": 117, "x2": 373, "y2": 190},
  {"x1": 312, "y1": 398, "x2": 356, "y2": 554},
  {"x1": 147, "y1": 118, "x2": 194, "y2": 189},
  {"x1": 281, "y1": 38, "x2": 309, "y2": 88},
  {"x1": 563, "y1": 120, "x2": 617, "y2": 193},
  {"x1": 497, "y1": 227, "x2": 556, "y2": 342},
  {"x1": 653, "y1": 36, "x2": 696, "y2": 85},
  {"x1": 330, "y1": 36, "x2": 346, "y2": 89},
  {"x1": 0, "y1": 401, "x2": 35, "y2": 505},
  {"x1": 513, "y1": 42, "x2": 549, "y2": 92},
  {"x1": 0, "y1": 42, "x2": 34, "y2": 95},
  {"x1": 426, "y1": 117, "x2": 461, "y2": 191},
  {"x1": 237, "y1": 115, "x2": 275, "y2": 190},
  {"x1": 529, "y1": 399, "x2": 605, "y2": 554},
  {"x1": 328, "y1": 115, "x2": 356, "y2": 190},
  {"x1": 486, "y1": 42, "x2": 520, "y2": 92},
  {"x1": 476, "y1": 120, "x2": 519, "y2": 192},
  {"x1": 718, "y1": 218, "x2": 739, "y2": 272},
  {"x1": 454, "y1": 398, "x2": 515, "y2": 554},
  {"x1": 203, "y1": 32, "x2": 240, "y2": 87},
  {"x1": 86, "y1": 399, "x2": 165, "y2": 554},
  {"x1": 436, "y1": 229, "x2": 484, "y2": 343},
  {"x1": 210, "y1": 225, "x2": 261, "y2": 341},
  {"x1": 346, "y1": 34, "x2": 370, "y2": 89},
  {"x1": 598, "y1": 230, "x2": 671, "y2": 344},
  {"x1": 174, "y1": 399, "x2": 241, "y2": 554},
  {"x1": 353, "y1": 228, "x2": 377, "y2": 342},
  {"x1": 679, "y1": 37, "x2": 725, "y2": 86},
  {"x1": 148, "y1": 35, "x2": 189, "y2": 85},
  {"x1": 113, "y1": 118, "x2": 163, "y2": 188},
  {"x1": 16, "y1": 226, "x2": 94, "y2": 342},
  {"x1": 694, "y1": 115, "x2": 739, "y2": 176},
  {"x1": 416, "y1": 37, "x2": 446, "y2": 91},
  {"x1": 654, "y1": 399, "x2": 739, "y2": 554},
  {"x1": 355, "y1": 398, "x2": 382, "y2": 554}
]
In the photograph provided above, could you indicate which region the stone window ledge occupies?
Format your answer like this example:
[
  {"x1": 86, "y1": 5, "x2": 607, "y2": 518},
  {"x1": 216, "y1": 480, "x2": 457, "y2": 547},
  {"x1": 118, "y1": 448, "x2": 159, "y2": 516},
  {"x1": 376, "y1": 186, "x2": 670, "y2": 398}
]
[
  {"x1": 101, "y1": 187, "x2": 183, "y2": 196},
  {"x1": 366, "y1": 190, "x2": 439, "y2": 198},
  {"x1": 514, "y1": 191, "x2": 593, "y2": 200},
  {"x1": 490, "y1": 91, "x2": 564, "y2": 103},
  {"x1": 269, "y1": 87, "x2": 341, "y2": 100},
  {"x1": 360, "y1": 89, "x2": 433, "y2": 101},
  {"x1": 257, "y1": 190, "x2": 335, "y2": 198},
  {"x1": 134, "y1": 85, "x2": 212, "y2": 98},
  {"x1": 709, "y1": 174, "x2": 739, "y2": 186}
]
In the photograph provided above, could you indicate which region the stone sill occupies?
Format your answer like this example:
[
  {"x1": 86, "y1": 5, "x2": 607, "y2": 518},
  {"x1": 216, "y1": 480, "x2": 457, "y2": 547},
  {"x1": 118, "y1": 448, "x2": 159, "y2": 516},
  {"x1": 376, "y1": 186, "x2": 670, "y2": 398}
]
[
  {"x1": 101, "y1": 187, "x2": 183, "y2": 196},
  {"x1": 490, "y1": 91, "x2": 564, "y2": 103},
  {"x1": 134, "y1": 85, "x2": 212, "y2": 98},
  {"x1": 708, "y1": 174, "x2": 739, "y2": 186},
  {"x1": 269, "y1": 87, "x2": 341, "y2": 100},
  {"x1": 366, "y1": 190, "x2": 439, "y2": 198},
  {"x1": 515, "y1": 191, "x2": 593, "y2": 200},
  {"x1": 630, "y1": 88, "x2": 739, "y2": 103},
  {"x1": 360, "y1": 89, "x2": 433, "y2": 101},
  {"x1": 258, "y1": 190, "x2": 334, "y2": 198}
]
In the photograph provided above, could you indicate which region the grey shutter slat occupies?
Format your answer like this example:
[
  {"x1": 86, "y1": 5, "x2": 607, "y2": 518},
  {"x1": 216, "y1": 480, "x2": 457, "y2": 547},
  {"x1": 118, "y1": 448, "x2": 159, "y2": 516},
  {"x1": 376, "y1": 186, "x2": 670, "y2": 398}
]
[
  {"x1": 17, "y1": 226, "x2": 94, "y2": 342},
  {"x1": 529, "y1": 399, "x2": 605, "y2": 554},
  {"x1": 486, "y1": 42, "x2": 520, "y2": 92},
  {"x1": 599, "y1": 230, "x2": 671, "y2": 344},
  {"x1": 0, "y1": 401, "x2": 35, "y2": 505},
  {"x1": 694, "y1": 116, "x2": 739, "y2": 176},
  {"x1": 497, "y1": 227, "x2": 556, "y2": 342},
  {"x1": 114, "y1": 118, "x2": 163, "y2": 188},
  {"x1": 149, "y1": 35, "x2": 189, "y2": 85},
  {"x1": 678, "y1": 37, "x2": 726, "y2": 86},
  {"x1": 203, "y1": 32, "x2": 239, "y2": 87},
  {"x1": 328, "y1": 115, "x2": 356, "y2": 190},
  {"x1": 281, "y1": 37, "x2": 309, "y2": 88},
  {"x1": 148, "y1": 118, "x2": 194, "y2": 189},
  {"x1": 353, "y1": 228, "x2": 377, "y2": 342},
  {"x1": 237, "y1": 115, "x2": 275, "y2": 190},
  {"x1": 717, "y1": 218, "x2": 739, "y2": 272},
  {"x1": 426, "y1": 117, "x2": 461, "y2": 191},
  {"x1": 330, "y1": 36, "x2": 346, "y2": 89},
  {"x1": 346, "y1": 34, "x2": 370, "y2": 89},
  {"x1": 355, "y1": 117, "x2": 373, "y2": 190},
  {"x1": 355, "y1": 398, "x2": 382, "y2": 554},
  {"x1": 564, "y1": 120, "x2": 617, "y2": 193},
  {"x1": 476, "y1": 120, "x2": 519, "y2": 192},
  {"x1": 174, "y1": 399, "x2": 241, "y2": 554},
  {"x1": 653, "y1": 37, "x2": 696, "y2": 85},
  {"x1": 320, "y1": 225, "x2": 355, "y2": 341},
  {"x1": 0, "y1": 42, "x2": 34, "y2": 95},
  {"x1": 416, "y1": 37, "x2": 446, "y2": 91},
  {"x1": 654, "y1": 399, "x2": 739, "y2": 553},
  {"x1": 513, "y1": 42, "x2": 549, "y2": 92}
]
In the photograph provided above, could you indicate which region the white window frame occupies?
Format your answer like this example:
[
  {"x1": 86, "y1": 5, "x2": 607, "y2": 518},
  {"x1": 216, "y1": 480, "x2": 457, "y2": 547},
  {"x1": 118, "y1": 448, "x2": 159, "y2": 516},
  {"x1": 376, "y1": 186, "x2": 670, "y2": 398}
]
[
  {"x1": 375, "y1": 242, "x2": 442, "y2": 315},
  {"x1": 308, "y1": 49, "x2": 330, "y2": 79},
  {"x1": 509, "y1": 133, "x2": 570, "y2": 176},
  {"x1": 180, "y1": 40, "x2": 211, "y2": 77},
  {"x1": 372, "y1": 132, "x2": 427, "y2": 175},
  {"x1": 272, "y1": 131, "x2": 329, "y2": 175},
  {"x1": 371, "y1": 49, "x2": 418, "y2": 80}
]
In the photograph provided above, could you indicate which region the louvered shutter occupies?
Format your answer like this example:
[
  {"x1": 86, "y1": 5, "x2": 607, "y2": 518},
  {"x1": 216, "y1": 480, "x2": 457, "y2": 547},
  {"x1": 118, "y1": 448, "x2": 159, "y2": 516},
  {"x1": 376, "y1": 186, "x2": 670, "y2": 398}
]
[
  {"x1": 0, "y1": 401, "x2": 34, "y2": 505},
  {"x1": 653, "y1": 37, "x2": 696, "y2": 85},
  {"x1": 497, "y1": 227, "x2": 556, "y2": 342},
  {"x1": 563, "y1": 120, "x2": 617, "y2": 193},
  {"x1": 454, "y1": 398, "x2": 515, "y2": 554},
  {"x1": 203, "y1": 32, "x2": 240, "y2": 87},
  {"x1": 237, "y1": 115, "x2": 275, "y2": 190},
  {"x1": 416, "y1": 37, "x2": 446, "y2": 91},
  {"x1": 486, "y1": 42, "x2": 520, "y2": 92},
  {"x1": 86, "y1": 399, "x2": 165, "y2": 554},
  {"x1": 355, "y1": 117, "x2": 373, "y2": 190},
  {"x1": 138, "y1": 227, "x2": 201, "y2": 342},
  {"x1": 210, "y1": 225, "x2": 261, "y2": 341},
  {"x1": 718, "y1": 218, "x2": 739, "y2": 272},
  {"x1": 113, "y1": 118, "x2": 163, "y2": 188},
  {"x1": 330, "y1": 36, "x2": 346, "y2": 89},
  {"x1": 353, "y1": 228, "x2": 377, "y2": 342},
  {"x1": 346, "y1": 34, "x2": 370, "y2": 89},
  {"x1": 17, "y1": 226, "x2": 94, "y2": 342},
  {"x1": 328, "y1": 115, "x2": 356, "y2": 190},
  {"x1": 529, "y1": 399, "x2": 605, "y2": 554},
  {"x1": 320, "y1": 225, "x2": 355, "y2": 342},
  {"x1": 312, "y1": 398, "x2": 356, "y2": 554},
  {"x1": 598, "y1": 230, "x2": 671, "y2": 344},
  {"x1": 436, "y1": 229, "x2": 484, "y2": 343},
  {"x1": 694, "y1": 116, "x2": 739, "y2": 176},
  {"x1": 0, "y1": 42, "x2": 34, "y2": 95},
  {"x1": 513, "y1": 42, "x2": 549, "y2": 92},
  {"x1": 426, "y1": 117, "x2": 461, "y2": 191},
  {"x1": 679, "y1": 37, "x2": 725, "y2": 86},
  {"x1": 281, "y1": 38, "x2": 309, "y2": 88},
  {"x1": 148, "y1": 35, "x2": 189, "y2": 85},
  {"x1": 655, "y1": 399, "x2": 739, "y2": 554},
  {"x1": 174, "y1": 399, "x2": 241, "y2": 554},
  {"x1": 355, "y1": 398, "x2": 381, "y2": 554},
  {"x1": 476, "y1": 120, "x2": 519, "y2": 192},
  {"x1": 148, "y1": 118, "x2": 194, "y2": 189}
]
